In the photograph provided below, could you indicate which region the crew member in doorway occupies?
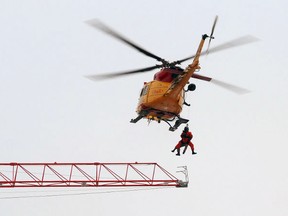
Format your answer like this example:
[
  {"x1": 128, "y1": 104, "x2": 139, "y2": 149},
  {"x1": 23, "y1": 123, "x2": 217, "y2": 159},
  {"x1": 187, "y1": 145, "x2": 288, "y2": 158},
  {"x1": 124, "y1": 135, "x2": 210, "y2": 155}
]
[{"x1": 171, "y1": 125, "x2": 197, "y2": 156}]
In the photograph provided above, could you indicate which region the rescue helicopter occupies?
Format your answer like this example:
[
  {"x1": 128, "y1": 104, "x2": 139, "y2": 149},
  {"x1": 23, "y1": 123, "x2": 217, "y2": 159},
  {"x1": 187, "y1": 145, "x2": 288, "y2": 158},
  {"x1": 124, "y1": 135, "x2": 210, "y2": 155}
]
[{"x1": 86, "y1": 16, "x2": 258, "y2": 131}]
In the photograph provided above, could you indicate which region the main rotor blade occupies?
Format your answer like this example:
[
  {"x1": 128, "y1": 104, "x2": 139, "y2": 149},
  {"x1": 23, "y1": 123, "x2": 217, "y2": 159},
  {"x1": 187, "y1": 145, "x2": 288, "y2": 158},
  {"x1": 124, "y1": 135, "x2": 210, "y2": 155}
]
[
  {"x1": 86, "y1": 65, "x2": 162, "y2": 80},
  {"x1": 86, "y1": 19, "x2": 166, "y2": 63},
  {"x1": 192, "y1": 74, "x2": 212, "y2": 81},
  {"x1": 192, "y1": 73, "x2": 249, "y2": 94},
  {"x1": 176, "y1": 35, "x2": 259, "y2": 64},
  {"x1": 210, "y1": 79, "x2": 250, "y2": 94}
]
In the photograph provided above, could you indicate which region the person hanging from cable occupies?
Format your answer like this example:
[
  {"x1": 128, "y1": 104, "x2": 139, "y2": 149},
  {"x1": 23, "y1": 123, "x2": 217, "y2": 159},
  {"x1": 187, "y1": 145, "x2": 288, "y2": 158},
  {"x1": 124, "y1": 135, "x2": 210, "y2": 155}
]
[{"x1": 171, "y1": 125, "x2": 197, "y2": 156}]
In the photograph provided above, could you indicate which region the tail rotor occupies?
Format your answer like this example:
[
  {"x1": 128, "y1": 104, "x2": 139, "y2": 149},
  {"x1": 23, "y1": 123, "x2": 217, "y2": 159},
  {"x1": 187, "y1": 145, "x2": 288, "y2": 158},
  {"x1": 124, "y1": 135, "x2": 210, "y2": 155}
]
[{"x1": 206, "y1": 15, "x2": 218, "y2": 54}]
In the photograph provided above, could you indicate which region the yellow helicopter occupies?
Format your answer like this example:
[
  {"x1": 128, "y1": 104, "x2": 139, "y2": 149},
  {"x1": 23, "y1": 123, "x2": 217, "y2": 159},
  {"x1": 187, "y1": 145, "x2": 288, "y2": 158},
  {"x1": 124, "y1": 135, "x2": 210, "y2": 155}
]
[{"x1": 86, "y1": 16, "x2": 258, "y2": 131}]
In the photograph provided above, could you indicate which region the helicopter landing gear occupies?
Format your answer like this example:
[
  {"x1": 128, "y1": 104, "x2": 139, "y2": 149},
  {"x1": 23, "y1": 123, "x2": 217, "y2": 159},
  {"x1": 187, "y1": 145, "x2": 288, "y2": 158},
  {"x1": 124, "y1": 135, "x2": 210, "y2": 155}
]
[
  {"x1": 163, "y1": 116, "x2": 189, "y2": 132},
  {"x1": 131, "y1": 110, "x2": 188, "y2": 131},
  {"x1": 169, "y1": 117, "x2": 189, "y2": 131},
  {"x1": 130, "y1": 115, "x2": 144, "y2": 123}
]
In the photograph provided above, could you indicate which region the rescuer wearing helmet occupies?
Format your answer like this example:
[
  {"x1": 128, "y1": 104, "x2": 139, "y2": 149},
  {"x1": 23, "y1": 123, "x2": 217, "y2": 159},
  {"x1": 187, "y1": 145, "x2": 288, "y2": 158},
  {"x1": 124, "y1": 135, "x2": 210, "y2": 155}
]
[{"x1": 171, "y1": 125, "x2": 197, "y2": 156}]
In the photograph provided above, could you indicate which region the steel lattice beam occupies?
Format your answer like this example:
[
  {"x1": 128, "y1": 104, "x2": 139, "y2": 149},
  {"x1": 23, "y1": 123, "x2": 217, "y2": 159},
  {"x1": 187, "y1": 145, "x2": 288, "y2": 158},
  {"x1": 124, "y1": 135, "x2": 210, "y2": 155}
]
[{"x1": 0, "y1": 162, "x2": 187, "y2": 188}]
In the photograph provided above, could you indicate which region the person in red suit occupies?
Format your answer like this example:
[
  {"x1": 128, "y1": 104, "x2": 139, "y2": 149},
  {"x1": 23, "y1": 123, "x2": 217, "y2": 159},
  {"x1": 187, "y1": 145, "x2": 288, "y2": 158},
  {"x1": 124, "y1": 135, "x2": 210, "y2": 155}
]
[{"x1": 171, "y1": 125, "x2": 197, "y2": 156}]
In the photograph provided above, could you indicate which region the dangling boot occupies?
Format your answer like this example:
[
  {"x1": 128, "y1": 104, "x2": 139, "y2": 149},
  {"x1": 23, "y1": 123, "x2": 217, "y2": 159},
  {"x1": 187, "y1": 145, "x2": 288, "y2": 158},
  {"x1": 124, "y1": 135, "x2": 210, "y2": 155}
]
[
  {"x1": 176, "y1": 149, "x2": 180, "y2": 156},
  {"x1": 171, "y1": 148, "x2": 176, "y2": 153}
]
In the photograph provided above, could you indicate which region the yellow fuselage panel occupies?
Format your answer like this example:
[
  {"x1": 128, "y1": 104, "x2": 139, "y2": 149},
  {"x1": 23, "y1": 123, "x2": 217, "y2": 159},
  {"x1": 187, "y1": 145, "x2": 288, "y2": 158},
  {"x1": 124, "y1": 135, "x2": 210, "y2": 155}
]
[
  {"x1": 137, "y1": 80, "x2": 184, "y2": 118},
  {"x1": 148, "y1": 81, "x2": 169, "y2": 102}
]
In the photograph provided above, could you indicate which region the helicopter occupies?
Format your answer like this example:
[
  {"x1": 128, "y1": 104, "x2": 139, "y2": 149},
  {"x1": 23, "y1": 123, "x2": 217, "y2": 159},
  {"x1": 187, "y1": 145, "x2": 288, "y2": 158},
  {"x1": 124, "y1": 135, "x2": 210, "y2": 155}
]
[{"x1": 85, "y1": 16, "x2": 258, "y2": 131}]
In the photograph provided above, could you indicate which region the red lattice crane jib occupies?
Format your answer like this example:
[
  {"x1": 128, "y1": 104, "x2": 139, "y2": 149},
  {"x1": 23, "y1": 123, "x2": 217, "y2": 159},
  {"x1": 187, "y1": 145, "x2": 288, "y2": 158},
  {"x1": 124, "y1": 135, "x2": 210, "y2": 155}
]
[{"x1": 0, "y1": 162, "x2": 188, "y2": 188}]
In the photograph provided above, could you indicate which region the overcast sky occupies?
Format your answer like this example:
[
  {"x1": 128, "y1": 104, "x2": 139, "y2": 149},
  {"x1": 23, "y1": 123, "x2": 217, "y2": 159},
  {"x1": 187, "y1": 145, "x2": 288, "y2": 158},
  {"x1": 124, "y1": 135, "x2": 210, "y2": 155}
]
[{"x1": 0, "y1": 0, "x2": 288, "y2": 215}]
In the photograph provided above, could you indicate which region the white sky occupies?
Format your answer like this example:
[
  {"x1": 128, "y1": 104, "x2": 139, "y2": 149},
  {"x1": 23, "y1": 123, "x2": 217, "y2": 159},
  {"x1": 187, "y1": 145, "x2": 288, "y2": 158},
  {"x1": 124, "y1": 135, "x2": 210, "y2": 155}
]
[{"x1": 0, "y1": 0, "x2": 288, "y2": 215}]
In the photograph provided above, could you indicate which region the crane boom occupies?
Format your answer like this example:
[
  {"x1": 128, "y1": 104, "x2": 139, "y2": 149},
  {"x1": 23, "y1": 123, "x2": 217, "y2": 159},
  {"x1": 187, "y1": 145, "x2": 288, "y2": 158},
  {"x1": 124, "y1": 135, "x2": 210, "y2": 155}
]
[{"x1": 0, "y1": 162, "x2": 188, "y2": 188}]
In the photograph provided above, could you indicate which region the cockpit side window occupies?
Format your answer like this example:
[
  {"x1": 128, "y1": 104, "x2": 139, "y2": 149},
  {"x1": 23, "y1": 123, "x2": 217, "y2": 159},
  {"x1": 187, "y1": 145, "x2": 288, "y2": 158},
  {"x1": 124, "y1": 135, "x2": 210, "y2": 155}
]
[{"x1": 140, "y1": 85, "x2": 149, "y2": 96}]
